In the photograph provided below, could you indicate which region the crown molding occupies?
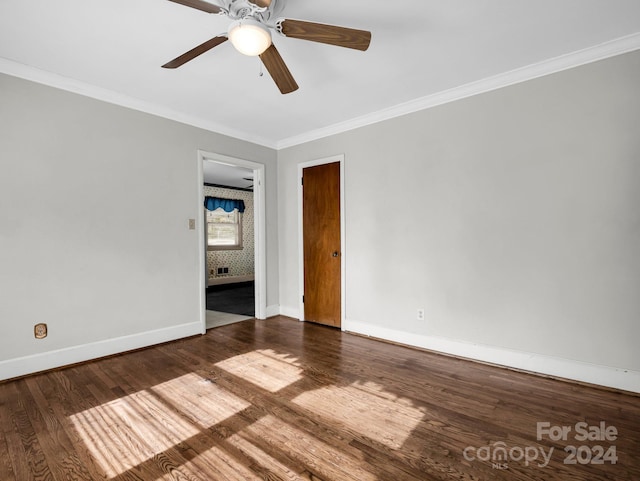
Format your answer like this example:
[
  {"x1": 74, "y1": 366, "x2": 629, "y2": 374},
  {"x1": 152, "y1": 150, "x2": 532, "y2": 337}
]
[
  {"x1": 276, "y1": 32, "x2": 640, "y2": 150},
  {"x1": 0, "y1": 58, "x2": 277, "y2": 149},
  {"x1": 2, "y1": 32, "x2": 640, "y2": 152}
]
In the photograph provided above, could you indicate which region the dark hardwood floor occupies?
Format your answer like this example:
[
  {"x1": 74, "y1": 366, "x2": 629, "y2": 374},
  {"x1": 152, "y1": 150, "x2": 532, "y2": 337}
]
[{"x1": 1, "y1": 316, "x2": 638, "y2": 481}]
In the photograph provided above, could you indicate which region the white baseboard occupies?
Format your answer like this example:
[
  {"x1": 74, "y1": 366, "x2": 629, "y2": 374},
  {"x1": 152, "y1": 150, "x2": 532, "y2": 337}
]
[
  {"x1": 207, "y1": 274, "x2": 255, "y2": 286},
  {"x1": 344, "y1": 319, "x2": 640, "y2": 394},
  {"x1": 0, "y1": 321, "x2": 203, "y2": 382}
]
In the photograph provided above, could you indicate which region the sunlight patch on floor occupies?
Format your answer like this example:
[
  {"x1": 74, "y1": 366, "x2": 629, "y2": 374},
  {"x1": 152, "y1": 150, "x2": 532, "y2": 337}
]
[
  {"x1": 243, "y1": 414, "x2": 377, "y2": 481},
  {"x1": 69, "y1": 373, "x2": 250, "y2": 478},
  {"x1": 152, "y1": 372, "x2": 251, "y2": 428},
  {"x1": 68, "y1": 355, "x2": 418, "y2": 480},
  {"x1": 223, "y1": 431, "x2": 308, "y2": 481},
  {"x1": 215, "y1": 349, "x2": 303, "y2": 392},
  {"x1": 292, "y1": 380, "x2": 425, "y2": 449},
  {"x1": 160, "y1": 443, "x2": 263, "y2": 481}
]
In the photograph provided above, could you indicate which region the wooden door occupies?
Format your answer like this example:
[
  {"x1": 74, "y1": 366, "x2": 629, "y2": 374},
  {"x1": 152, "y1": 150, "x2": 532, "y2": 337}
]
[{"x1": 303, "y1": 162, "x2": 341, "y2": 327}]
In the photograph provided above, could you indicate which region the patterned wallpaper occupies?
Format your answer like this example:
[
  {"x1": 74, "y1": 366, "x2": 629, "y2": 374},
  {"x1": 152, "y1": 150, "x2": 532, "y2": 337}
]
[{"x1": 204, "y1": 185, "x2": 254, "y2": 280}]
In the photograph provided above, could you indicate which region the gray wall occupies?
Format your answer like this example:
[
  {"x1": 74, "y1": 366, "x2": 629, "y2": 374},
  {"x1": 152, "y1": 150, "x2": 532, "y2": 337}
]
[
  {"x1": 278, "y1": 51, "x2": 640, "y2": 374},
  {"x1": 0, "y1": 73, "x2": 278, "y2": 378},
  {"x1": 3, "y1": 49, "x2": 639, "y2": 387}
]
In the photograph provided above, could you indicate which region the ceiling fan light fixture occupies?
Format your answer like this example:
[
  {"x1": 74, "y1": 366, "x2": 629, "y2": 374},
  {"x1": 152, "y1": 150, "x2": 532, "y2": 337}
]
[{"x1": 228, "y1": 19, "x2": 272, "y2": 56}]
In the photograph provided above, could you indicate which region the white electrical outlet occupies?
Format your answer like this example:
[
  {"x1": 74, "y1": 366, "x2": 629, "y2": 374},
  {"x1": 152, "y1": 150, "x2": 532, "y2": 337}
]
[{"x1": 417, "y1": 309, "x2": 425, "y2": 321}]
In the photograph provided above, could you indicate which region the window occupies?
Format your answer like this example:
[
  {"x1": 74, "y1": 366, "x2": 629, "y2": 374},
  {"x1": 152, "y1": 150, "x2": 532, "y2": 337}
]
[{"x1": 207, "y1": 208, "x2": 243, "y2": 250}]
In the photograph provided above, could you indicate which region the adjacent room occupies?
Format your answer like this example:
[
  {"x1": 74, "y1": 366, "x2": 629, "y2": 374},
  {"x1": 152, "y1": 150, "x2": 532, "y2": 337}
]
[
  {"x1": 203, "y1": 160, "x2": 257, "y2": 328},
  {"x1": 1, "y1": 1, "x2": 639, "y2": 480}
]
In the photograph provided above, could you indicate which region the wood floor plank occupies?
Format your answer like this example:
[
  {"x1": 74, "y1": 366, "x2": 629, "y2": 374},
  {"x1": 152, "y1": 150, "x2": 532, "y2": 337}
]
[
  {"x1": 0, "y1": 429, "x2": 16, "y2": 481},
  {"x1": 0, "y1": 383, "x2": 18, "y2": 481},
  {"x1": 1, "y1": 316, "x2": 639, "y2": 481},
  {"x1": 32, "y1": 370, "x2": 118, "y2": 481},
  {"x1": 17, "y1": 377, "x2": 100, "y2": 481},
  {"x1": 1, "y1": 381, "x2": 54, "y2": 481}
]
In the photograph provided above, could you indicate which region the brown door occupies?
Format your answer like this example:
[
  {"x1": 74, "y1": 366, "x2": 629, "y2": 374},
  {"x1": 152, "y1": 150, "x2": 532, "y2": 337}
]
[{"x1": 303, "y1": 162, "x2": 341, "y2": 327}]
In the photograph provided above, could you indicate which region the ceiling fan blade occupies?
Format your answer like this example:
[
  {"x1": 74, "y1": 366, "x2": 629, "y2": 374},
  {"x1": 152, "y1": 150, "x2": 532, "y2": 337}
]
[
  {"x1": 162, "y1": 35, "x2": 228, "y2": 69},
  {"x1": 279, "y1": 19, "x2": 371, "y2": 51},
  {"x1": 259, "y1": 44, "x2": 298, "y2": 94},
  {"x1": 248, "y1": 0, "x2": 271, "y2": 7},
  {"x1": 167, "y1": 0, "x2": 222, "y2": 14}
]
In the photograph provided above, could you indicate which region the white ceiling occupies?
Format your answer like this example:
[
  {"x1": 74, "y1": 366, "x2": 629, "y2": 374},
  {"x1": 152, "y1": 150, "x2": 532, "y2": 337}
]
[
  {"x1": 1, "y1": 0, "x2": 640, "y2": 149},
  {"x1": 203, "y1": 159, "x2": 253, "y2": 188}
]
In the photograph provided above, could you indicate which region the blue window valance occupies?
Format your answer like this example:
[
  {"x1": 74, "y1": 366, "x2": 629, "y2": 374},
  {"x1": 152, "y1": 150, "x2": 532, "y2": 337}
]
[{"x1": 204, "y1": 196, "x2": 245, "y2": 213}]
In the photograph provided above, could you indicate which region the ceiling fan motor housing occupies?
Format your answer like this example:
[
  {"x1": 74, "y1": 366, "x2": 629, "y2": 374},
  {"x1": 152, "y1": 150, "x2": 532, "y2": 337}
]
[{"x1": 219, "y1": 0, "x2": 283, "y2": 24}]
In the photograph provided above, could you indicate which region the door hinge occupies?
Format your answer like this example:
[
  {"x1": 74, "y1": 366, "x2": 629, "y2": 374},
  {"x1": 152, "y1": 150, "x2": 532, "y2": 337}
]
[
  {"x1": 302, "y1": 295, "x2": 305, "y2": 303},
  {"x1": 301, "y1": 176, "x2": 304, "y2": 186}
]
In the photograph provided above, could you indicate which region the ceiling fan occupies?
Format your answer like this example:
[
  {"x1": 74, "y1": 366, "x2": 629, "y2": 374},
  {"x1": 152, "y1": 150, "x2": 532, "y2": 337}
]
[{"x1": 162, "y1": 0, "x2": 371, "y2": 94}]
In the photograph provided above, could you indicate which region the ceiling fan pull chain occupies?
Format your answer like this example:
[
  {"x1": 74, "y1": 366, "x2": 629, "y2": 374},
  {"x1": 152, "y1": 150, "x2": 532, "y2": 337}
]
[{"x1": 258, "y1": 60, "x2": 264, "y2": 77}]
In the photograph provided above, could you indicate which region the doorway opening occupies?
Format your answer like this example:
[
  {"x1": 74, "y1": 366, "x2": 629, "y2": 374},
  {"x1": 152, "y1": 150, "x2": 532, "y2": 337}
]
[{"x1": 198, "y1": 151, "x2": 266, "y2": 330}]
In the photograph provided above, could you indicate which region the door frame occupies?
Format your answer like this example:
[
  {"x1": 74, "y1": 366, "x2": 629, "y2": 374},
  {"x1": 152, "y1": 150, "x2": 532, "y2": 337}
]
[
  {"x1": 197, "y1": 150, "x2": 267, "y2": 332},
  {"x1": 297, "y1": 154, "x2": 346, "y2": 329}
]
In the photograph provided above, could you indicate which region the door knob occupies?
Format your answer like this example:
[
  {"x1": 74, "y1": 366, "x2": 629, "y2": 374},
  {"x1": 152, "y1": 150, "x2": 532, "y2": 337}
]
[{"x1": 332, "y1": 251, "x2": 339, "y2": 257}]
